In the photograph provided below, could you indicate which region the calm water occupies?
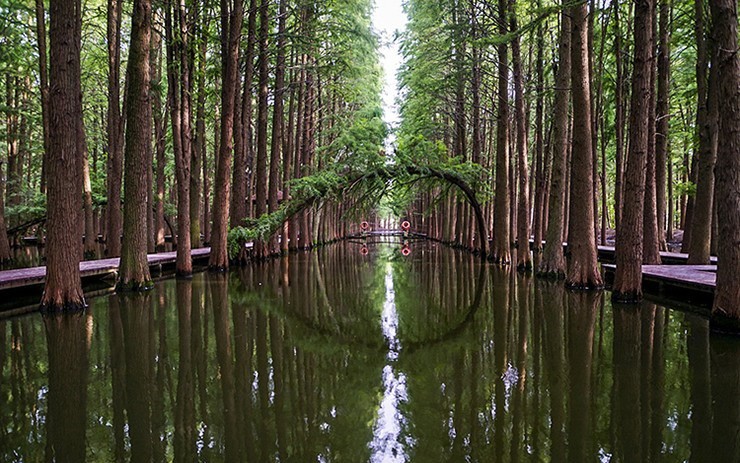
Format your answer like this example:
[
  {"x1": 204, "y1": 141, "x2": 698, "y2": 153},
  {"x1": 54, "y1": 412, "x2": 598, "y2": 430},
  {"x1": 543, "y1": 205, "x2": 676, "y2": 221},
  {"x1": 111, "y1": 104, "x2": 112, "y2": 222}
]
[{"x1": 1, "y1": 239, "x2": 738, "y2": 462}]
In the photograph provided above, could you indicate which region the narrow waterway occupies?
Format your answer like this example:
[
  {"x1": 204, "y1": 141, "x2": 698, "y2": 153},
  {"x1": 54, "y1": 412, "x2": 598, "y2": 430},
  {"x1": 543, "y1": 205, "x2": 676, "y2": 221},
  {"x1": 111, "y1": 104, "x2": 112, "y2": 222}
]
[{"x1": 1, "y1": 239, "x2": 738, "y2": 462}]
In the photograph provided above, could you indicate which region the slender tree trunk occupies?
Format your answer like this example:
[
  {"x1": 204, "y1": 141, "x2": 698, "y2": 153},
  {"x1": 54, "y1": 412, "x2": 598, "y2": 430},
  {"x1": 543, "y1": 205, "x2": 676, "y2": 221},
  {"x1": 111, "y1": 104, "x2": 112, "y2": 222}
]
[
  {"x1": 538, "y1": 9, "x2": 570, "y2": 278},
  {"x1": 613, "y1": 0, "x2": 654, "y2": 302},
  {"x1": 208, "y1": 0, "x2": 244, "y2": 270},
  {"x1": 643, "y1": 10, "x2": 661, "y2": 265},
  {"x1": 254, "y1": 0, "x2": 270, "y2": 258},
  {"x1": 35, "y1": 0, "x2": 50, "y2": 196},
  {"x1": 268, "y1": 0, "x2": 287, "y2": 254},
  {"x1": 709, "y1": 0, "x2": 740, "y2": 330},
  {"x1": 567, "y1": 1, "x2": 603, "y2": 289},
  {"x1": 41, "y1": 0, "x2": 85, "y2": 310},
  {"x1": 492, "y1": 0, "x2": 511, "y2": 264},
  {"x1": 688, "y1": 0, "x2": 718, "y2": 265},
  {"x1": 118, "y1": 0, "x2": 154, "y2": 290},
  {"x1": 230, "y1": 0, "x2": 257, "y2": 232},
  {"x1": 106, "y1": 0, "x2": 124, "y2": 258},
  {"x1": 614, "y1": 0, "x2": 625, "y2": 231},
  {"x1": 511, "y1": 1, "x2": 531, "y2": 271},
  {"x1": 83, "y1": 147, "x2": 96, "y2": 258},
  {"x1": 655, "y1": 0, "x2": 671, "y2": 248},
  {"x1": 191, "y1": 4, "x2": 209, "y2": 249},
  {"x1": 153, "y1": 15, "x2": 167, "y2": 252},
  {"x1": 0, "y1": 151, "x2": 11, "y2": 262},
  {"x1": 532, "y1": 11, "x2": 546, "y2": 262}
]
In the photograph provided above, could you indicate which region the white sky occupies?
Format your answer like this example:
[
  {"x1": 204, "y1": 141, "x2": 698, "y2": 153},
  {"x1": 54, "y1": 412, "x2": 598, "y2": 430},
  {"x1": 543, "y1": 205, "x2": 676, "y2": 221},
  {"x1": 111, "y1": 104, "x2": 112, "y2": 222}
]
[{"x1": 372, "y1": 0, "x2": 408, "y2": 148}]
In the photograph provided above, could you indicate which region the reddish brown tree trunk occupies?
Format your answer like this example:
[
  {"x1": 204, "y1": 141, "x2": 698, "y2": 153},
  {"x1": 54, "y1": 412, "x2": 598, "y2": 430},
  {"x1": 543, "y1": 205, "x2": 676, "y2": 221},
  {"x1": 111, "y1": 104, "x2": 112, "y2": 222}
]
[
  {"x1": 538, "y1": 9, "x2": 570, "y2": 278},
  {"x1": 709, "y1": 0, "x2": 740, "y2": 330},
  {"x1": 119, "y1": 0, "x2": 154, "y2": 289},
  {"x1": 35, "y1": 0, "x2": 50, "y2": 196},
  {"x1": 655, "y1": 0, "x2": 671, "y2": 248},
  {"x1": 42, "y1": 0, "x2": 85, "y2": 310},
  {"x1": 492, "y1": 0, "x2": 511, "y2": 264},
  {"x1": 268, "y1": 0, "x2": 287, "y2": 254},
  {"x1": 566, "y1": 0, "x2": 603, "y2": 289},
  {"x1": 106, "y1": 0, "x2": 124, "y2": 258},
  {"x1": 208, "y1": 0, "x2": 244, "y2": 270},
  {"x1": 253, "y1": 0, "x2": 270, "y2": 258},
  {"x1": 614, "y1": 0, "x2": 654, "y2": 301}
]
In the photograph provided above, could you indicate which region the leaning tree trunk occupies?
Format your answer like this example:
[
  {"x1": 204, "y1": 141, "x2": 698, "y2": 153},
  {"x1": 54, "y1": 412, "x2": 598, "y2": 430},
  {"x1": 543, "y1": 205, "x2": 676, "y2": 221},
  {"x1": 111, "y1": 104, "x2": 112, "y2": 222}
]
[
  {"x1": 118, "y1": 0, "x2": 153, "y2": 290},
  {"x1": 208, "y1": 0, "x2": 244, "y2": 270},
  {"x1": 41, "y1": 0, "x2": 85, "y2": 310},
  {"x1": 566, "y1": 0, "x2": 603, "y2": 289},
  {"x1": 492, "y1": 0, "x2": 511, "y2": 264},
  {"x1": 613, "y1": 0, "x2": 654, "y2": 302},
  {"x1": 709, "y1": 0, "x2": 740, "y2": 331},
  {"x1": 538, "y1": 7, "x2": 570, "y2": 278}
]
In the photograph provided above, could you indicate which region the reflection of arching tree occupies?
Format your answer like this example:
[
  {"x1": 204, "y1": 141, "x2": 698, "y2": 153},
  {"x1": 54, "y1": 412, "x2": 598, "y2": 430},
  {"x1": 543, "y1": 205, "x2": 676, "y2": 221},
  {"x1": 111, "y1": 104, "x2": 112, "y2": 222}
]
[{"x1": 44, "y1": 311, "x2": 90, "y2": 461}]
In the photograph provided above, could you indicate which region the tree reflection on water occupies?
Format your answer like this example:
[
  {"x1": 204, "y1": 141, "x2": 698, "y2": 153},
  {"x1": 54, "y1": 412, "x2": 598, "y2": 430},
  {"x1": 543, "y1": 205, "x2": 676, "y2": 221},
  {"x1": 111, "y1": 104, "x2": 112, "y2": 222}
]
[{"x1": 0, "y1": 239, "x2": 738, "y2": 461}]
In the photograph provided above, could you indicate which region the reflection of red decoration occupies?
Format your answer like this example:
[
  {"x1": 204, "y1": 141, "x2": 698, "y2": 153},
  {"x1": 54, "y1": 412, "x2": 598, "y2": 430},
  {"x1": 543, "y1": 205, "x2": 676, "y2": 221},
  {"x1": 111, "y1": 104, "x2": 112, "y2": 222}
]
[
  {"x1": 360, "y1": 245, "x2": 369, "y2": 256},
  {"x1": 360, "y1": 221, "x2": 370, "y2": 231},
  {"x1": 401, "y1": 220, "x2": 411, "y2": 231},
  {"x1": 401, "y1": 246, "x2": 411, "y2": 256}
]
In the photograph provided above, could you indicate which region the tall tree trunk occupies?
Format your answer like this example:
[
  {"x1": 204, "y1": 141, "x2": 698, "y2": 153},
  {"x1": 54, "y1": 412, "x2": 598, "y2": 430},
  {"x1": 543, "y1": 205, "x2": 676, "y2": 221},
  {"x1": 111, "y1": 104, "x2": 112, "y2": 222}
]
[
  {"x1": 153, "y1": 14, "x2": 167, "y2": 252},
  {"x1": 191, "y1": 0, "x2": 210, "y2": 249},
  {"x1": 567, "y1": 0, "x2": 603, "y2": 289},
  {"x1": 254, "y1": 0, "x2": 270, "y2": 258},
  {"x1": 106, "y1": 0, "x2": 124, "y2": 258},
  {"x1": 688, "y1": 0, "x2": 718, "y2": 265},
  {"x1": 0, "y1": 151, "x2": 11, "y2": 262},
  {"x1": 655, "y1": 0, "x2": 671, "y2": 248},
  {"x1": 538, "y1": 9, "x2": 570, "y2": 278},
  {"x1": 35, "y1": 0, "x2": 50, "y2": 196},
  {"x1": 492, "y1": 0, "x2": 511, "y2": 264},
  {"x1": 613, "y1": 0, "x2": 654, "y2": 302},
  {"x1": 511, "y1": 2, "x2": 531, "y2": 271},
  {"x1": 709, "y1": 0, "x2": 740, "y2": 330},
  {"x1": 614, "y1": 0, "x2": 625, "y2": 231},
  {"x1": 230, "y1": 0, "x2": 258, "y2": 232},
  {"x1": 643, "y1": 8, "x2": 661, "y2": 265},
  {"x1": 532, "y1": 10, "x2": 546, "y2": 262},
  {"x1": 41, "y1": 0, "x2": 85, "y2": 310},
  {"x1": 268, "y1": 0, "x2": 287, "y2": 254},
  {"x1": 208, "y1": 0, "x2": 244, "y2": 270},
  {"x1": 119, "y1": 0, "x2": 154, "y2": 290}
]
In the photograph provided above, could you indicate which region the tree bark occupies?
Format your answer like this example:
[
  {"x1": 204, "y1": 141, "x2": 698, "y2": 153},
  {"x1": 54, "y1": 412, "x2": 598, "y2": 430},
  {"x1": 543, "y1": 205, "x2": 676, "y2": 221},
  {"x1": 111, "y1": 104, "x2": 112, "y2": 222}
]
[
  {"x1": 35, "y1": 0, "x2": 50, "y2": 196},
  {"x1": 106, "y1": 0, "x2": 124, "y2": 258},
  {"x1": 688, "y1": 0, "x2": 718, "y2": 265},
  {"x1": 253, "y1": 0, "x2": 270, "y2": 258},
  {"x1": 566, "y1": 1, "x2": 603, "y2": 289},
  {"x1": 208, "y1": 0, "x2": 244, "y2": 270},
  {"x1": 268, "y1": 0, "x2": 287, "y2": 254},
  {"x1": 709, "y1": 0, "x2": 740, "y2": 330},
  {"x1": 511, "y1": 1, "x2": 531, "y2": 271},
  {"x1": 613, "y1": 0, "x2": 654, "y2": 302},
  {"x1": 655, "y1": 0, "x2": 671, "y2": 248},
  {"x1": 538, "y1": 9, "x2": 570, "y2": 278},
  {"x1": 118, "y1": 0, "x2": 154, "y2": 290},
  {"x1": 492, "y1": 0, "x2": 511, "y2": 264}
]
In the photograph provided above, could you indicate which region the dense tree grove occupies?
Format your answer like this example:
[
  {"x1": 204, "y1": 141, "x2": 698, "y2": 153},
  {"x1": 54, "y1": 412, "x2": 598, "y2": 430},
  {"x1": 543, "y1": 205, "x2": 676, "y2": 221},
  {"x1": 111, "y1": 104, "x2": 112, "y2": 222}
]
[{"x1": 0, "y1": 0, "x2": 739, "y2": 326}]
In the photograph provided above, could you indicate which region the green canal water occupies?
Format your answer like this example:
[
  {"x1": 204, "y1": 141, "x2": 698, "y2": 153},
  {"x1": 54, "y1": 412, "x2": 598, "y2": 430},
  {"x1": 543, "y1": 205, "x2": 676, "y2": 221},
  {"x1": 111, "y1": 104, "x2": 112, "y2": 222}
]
[{"x1": 1, "y1": 239, "x2": 738, "y2": 462}]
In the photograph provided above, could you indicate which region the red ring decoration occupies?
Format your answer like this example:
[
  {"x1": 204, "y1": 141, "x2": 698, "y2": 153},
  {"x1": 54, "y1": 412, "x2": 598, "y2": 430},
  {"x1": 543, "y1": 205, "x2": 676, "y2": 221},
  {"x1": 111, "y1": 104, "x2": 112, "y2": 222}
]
[
  {"x1": 401, "y1": 220, "x2": 411, "y2": 231},
  {"x1": 360, "y1": 221, "x2": 369, "y2": 231},
  {"x1": 360, "y1": 245, "x2": 369, "y2": 256},
  {"x1": 401, "y1": 246, "x2": 411, "y2": 256}
]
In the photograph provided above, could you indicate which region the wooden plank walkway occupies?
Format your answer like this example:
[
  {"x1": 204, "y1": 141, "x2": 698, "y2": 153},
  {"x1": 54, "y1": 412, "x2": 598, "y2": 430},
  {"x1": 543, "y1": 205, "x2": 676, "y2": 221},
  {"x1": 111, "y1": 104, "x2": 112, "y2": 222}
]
[
  {"x1": 602, "y1": 263, "x2": 716, "y2": 299},
  {"x1": 0, "y1": 247, "x2": 211, "y2": 292}
]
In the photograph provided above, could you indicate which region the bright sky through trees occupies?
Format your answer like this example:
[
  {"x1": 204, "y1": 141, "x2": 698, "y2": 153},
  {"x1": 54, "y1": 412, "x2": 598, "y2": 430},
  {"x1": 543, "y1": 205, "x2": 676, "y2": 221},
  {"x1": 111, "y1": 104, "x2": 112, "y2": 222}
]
[{"x1": 372, "y1": 0, "x2": 407, "y2": 151}]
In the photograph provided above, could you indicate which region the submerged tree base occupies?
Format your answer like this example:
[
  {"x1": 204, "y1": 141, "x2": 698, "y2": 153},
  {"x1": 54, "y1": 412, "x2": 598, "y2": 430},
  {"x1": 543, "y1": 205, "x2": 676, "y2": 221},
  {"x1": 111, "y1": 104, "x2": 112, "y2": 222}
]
[
  {"x1": 40, "y1": 299, "x2": 88, "y2": 314},
  {"x1": 611, "y1": 290, "x2": 642, "y2": 304},
  {"x1": 536, "y1": 269, "x2": 566, "y2": 280}
]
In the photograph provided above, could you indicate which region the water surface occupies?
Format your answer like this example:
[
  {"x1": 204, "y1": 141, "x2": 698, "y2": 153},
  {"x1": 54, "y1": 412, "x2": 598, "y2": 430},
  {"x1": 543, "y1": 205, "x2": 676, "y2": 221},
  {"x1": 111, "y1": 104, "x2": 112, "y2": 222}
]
[{"x1": 1, "y1": 239, "x2": 738, "y2": 462}]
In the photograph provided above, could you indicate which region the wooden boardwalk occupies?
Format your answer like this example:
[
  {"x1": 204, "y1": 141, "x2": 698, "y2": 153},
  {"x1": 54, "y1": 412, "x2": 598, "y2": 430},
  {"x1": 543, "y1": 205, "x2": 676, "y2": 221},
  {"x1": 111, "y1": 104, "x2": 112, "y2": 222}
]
[{"x1": 0, "y1": 247, "x2": 211, "y2": 292}]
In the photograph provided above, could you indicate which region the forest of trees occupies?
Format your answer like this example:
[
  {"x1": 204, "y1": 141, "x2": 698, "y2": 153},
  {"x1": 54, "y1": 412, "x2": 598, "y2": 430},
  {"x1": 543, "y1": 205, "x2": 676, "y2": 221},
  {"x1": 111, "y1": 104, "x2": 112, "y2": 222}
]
[{"x1": 0, "y1": 0, "x2": 739, "y2": 328}]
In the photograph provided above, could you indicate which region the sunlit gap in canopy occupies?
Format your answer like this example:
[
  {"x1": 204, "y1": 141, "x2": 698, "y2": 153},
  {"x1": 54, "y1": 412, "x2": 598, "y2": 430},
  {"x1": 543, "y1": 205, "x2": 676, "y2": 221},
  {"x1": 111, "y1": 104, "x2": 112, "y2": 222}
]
[
  {"x1": 372, "y1": 0, "x2": 408, "y2": 157},
  {"x1": 369, "y1": 261, "x2": 413, "y2": 462}
]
